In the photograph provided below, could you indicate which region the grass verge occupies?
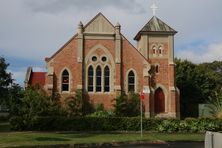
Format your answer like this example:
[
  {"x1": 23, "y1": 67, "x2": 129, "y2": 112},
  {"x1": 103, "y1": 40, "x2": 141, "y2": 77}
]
[
  {"x1": 0, "y1": 132, "x2": 204, "y2": 147},
  {"x1": 0, "y1": 122, "x2": 10, "y2": 132}
]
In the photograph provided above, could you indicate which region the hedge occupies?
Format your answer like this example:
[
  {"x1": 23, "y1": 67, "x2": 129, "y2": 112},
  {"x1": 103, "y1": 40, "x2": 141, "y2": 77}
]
[
  {"x1": 0, "y1": 115, "x2": 9, "y2": 122},
  {"x1": 9, "y1": 116, "x2": 222, "y2": 133}
]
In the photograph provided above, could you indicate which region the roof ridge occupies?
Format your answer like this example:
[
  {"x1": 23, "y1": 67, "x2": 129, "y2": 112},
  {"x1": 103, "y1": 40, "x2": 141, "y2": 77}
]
[{"x1": 134, "y1": 16, "x2": 177, "y2": 40}]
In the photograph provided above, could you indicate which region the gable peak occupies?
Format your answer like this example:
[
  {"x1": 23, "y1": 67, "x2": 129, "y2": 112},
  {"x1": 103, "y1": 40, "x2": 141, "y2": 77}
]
[{"x1": 83, "y1": 12, "x2": 115, "y2": 33}]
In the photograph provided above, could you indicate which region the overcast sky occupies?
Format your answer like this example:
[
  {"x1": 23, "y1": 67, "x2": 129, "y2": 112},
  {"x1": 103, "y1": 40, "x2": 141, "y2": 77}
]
[{"x1": 0, "y1": 0, "x2": 222, "y2": 86}]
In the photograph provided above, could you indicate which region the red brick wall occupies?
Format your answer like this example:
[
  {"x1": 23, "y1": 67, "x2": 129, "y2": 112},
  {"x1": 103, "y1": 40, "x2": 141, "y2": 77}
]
[
  {"x1": 46, "y1": 38, "x2": 82, "y2": 93},
  {"x1": 122, "y1": 39, "x2": 148, "y2": 92},
  {"x1": 149, "y1": 58, "x2": 169, "y2": 87}
]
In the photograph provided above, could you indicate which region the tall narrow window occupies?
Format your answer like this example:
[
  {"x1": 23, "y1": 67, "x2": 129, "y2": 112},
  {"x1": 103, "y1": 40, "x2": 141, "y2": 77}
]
[
  {"x1": 96, "y1": 66, "x2": 102, "y2": 92},
  {"x1": 104, "y1": 66, "x2": 110, "y2": 92},
  {"x1": 152, "y1": 45, "x2": 156, "y2": 54},
  {"x1": 62, "y1": 70, "x2": 69, "y2": 91},
  {"x1": 155, "y1": 65, "x2": 159, "y2": 73},
  {"x1": 128, "y1": 70, "x2": 135, "y2": 92},
  {"x1": 88, "y1": 66, "x2": 94, "y2": 92},
  {"x1": 158, "y1": 46, "x2": 163, "y2": 55}
]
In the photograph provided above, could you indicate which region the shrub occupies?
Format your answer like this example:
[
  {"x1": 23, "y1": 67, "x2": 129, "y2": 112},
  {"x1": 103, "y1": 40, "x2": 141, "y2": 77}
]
[
  {"x1": 9, "y1": 116, "x2": 222, "y2": 132},
  {"x1": 0, "y1": 115, "x2": 9, "y2": 122},
  {"x1": 157, "y1": 119, "x2": 180, "y2": 133},
  {"x1": 89, "y1": 104, "x2": 114, "y2": 118},
  {"x1": 113, "y1": 92, "x2": 142, "y2": 117}
]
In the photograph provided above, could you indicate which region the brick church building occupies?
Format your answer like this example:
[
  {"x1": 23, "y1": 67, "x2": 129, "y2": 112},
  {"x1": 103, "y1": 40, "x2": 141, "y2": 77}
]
[{"x1": 25, "y1": 13, "x2": 180, "y2": 118}]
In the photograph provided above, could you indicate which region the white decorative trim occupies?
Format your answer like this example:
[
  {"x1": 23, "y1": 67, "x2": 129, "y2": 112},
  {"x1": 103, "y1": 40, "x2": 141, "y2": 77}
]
[
  {"x1": 47, "y1": 67, "x2": 54, "y2": 76},
  {"x1": 169, "y1": 86, "x2": 176, "y2": 91},
  {"x1": 143, "y1": 86, "x2": 150, "y2": 94},
  {"x1": 85, "y1": 44, "x2": 115, "y2": 67},
  {"x1": 114, "y1": 85, "x2": 121, "y2": 90},
  {"x1": 77, "y1": 85, "x2": 82, "y2": 89},
  {"x1": 47, "y1": 84, "x2": 53, "y2": 90},
  {"x1": 168, "y1": 61, "x2": 176, "y2": 65}
]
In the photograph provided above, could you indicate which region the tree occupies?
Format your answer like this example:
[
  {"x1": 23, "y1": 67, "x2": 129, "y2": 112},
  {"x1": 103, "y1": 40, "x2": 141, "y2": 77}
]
[
  {"x1": 64, "y1": 89, "x2": 93, "y2": 116},
  {"x1": 7, "y1": 84, "x2": 23, "y2": 116},
  {"x1": 64, "y1": 90, "x2": 83, "y2": 116},
  {"x1": 176, "y1": 59, "x2": 199, "y2": 117},
  {"x1": 113, "y1": 92, "x2": 142, "y2": 117},
  {"x1": 175, "y1": 58, "x2": 218, "y2": 117},
  {"x1": 200, "y1": 61, "x2": 222, "y2": 91},
  {"x1": 11, "y1": 86, "x2": 65, "y2": 125},
  {"x1": 0, "y1": 56, "x2": 13, "y2": 106}
]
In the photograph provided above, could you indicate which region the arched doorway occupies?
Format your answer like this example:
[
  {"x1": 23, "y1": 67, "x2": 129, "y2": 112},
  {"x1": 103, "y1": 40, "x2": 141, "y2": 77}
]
[{"x1": 154, "y1": 87, "x2": 165, "y2": 113}]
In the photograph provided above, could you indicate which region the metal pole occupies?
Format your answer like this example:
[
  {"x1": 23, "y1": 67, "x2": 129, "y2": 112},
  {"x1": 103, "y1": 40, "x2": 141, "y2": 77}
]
[{"x1": 140, "y1": 98, "x2": 143, "y2": 138}]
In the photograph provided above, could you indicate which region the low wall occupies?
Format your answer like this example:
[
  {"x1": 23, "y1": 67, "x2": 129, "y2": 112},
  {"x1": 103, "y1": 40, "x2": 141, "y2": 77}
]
[
  {"x1": 205, "y1": 131, "x2": 222, "y2": 148},
  {"x1": 0, "y1": 112, "x2": 9, "y2": 117}
]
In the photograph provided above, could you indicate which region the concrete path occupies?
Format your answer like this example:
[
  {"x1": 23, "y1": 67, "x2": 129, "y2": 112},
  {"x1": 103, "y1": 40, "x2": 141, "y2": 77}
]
[{"x1": 121, "y1": 142, "x2": 204, "y2": 148}]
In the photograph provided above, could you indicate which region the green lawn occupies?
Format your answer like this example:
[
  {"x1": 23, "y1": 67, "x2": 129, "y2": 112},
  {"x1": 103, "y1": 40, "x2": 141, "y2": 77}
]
[
  {"x1": 0, "y1": 131, "x2": 204, "y2": 147},
  {"x1": 0, "y1": 121, "x2": 10, "y2": 132},
  {"x1": 0, "y1": 121, "x2": 205, "y2": 147}
]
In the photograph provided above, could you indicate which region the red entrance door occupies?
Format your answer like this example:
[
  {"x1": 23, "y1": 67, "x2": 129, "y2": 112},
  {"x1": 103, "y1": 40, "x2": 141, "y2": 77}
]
[{"x1": 154, "y1": 88, "x2": 165, "y2": 113}]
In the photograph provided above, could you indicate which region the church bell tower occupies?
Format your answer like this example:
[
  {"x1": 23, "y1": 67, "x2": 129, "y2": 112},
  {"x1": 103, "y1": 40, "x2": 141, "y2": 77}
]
[{"x1": 134, "y1": 3, "x2": 180, "y2": 118}]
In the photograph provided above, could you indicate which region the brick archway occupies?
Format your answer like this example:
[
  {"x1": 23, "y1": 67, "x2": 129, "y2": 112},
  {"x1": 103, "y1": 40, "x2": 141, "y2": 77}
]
[{"x1": 154, "y1": 87, "x2": 165, "y2": 113}]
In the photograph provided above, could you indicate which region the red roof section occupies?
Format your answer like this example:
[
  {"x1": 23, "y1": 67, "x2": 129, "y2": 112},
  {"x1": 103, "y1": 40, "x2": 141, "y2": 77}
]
[{"x1": 29, "y1": 72, "x2": 46, "y2": 86}]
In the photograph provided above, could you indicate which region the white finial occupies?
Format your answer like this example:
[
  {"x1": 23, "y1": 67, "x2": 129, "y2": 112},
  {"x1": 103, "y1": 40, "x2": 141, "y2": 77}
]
[{"x1": 151, "y1": 3, "x2": 158, "y2": 16}]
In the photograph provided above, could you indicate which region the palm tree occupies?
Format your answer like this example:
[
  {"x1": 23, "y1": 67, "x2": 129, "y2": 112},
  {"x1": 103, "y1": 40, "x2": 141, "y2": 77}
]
[{"x1": 208, "y1": 89, "x2": 222, "y2": 118}]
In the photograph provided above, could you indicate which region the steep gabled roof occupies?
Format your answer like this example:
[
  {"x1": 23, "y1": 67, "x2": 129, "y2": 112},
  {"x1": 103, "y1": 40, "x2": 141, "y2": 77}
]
[
  {"x1": 134, "y1": 16, "x2": 177, "y2": 40},
  {"x1": 24, "y1": 67, "x2": 46, "y2": 87},
  {"x1": 29, "y1": 72, "x2": 46, "y2": 86}
]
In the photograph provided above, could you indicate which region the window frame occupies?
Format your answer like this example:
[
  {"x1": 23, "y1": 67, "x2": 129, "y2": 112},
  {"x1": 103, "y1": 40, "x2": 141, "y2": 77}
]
[
  {"x1": 127, "y1": 70, "x2": 136, "y2": 92},
  {"x1": 61, "y1": 69, "x2": 70, "y2": 92},
  {"x1": 104, "y1": 66, "x2": 110, "y2": 92},
  {"x1": 96, "y1": 65, "x2": 102, "y2": 92},
  {"x1": 87, "y1": 65, "x2": 94, "y2": 92}
]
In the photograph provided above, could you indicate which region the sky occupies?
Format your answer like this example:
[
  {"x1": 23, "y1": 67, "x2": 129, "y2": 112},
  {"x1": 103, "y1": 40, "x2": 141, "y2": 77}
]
[{"x1": 0, "y1": 0, "x2": 222, "y2": 86}]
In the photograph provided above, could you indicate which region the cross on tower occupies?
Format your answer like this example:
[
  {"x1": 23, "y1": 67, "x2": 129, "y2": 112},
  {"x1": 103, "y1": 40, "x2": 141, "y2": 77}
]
[{"x1": 151, "y1": 3, "x2": 158, "y2": 16}]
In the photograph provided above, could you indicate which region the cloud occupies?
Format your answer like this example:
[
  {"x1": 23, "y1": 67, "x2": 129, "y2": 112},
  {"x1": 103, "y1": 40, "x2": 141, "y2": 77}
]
[
  {"x1": 24, "y1": 0, "x2": 146, "y2": 14},
  {"x1": 1, "y1": 0, "x2": 222, "y2": 86},
  {"x1": 176, "y1": 41, "x2": 222, "y2": 63},
  {"x1": 8, "y1": 67, "x2": 26, "y2": 86}
]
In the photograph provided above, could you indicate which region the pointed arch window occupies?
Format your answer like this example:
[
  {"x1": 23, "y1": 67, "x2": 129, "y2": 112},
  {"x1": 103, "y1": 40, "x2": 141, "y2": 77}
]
[
  {"x1": 62, "y1": 70, "x2": 69, "y2": 91},
  {"x1": 158, "y1": 46, "x2": 163, "y2": 54},
  {"x1": 128, "y1": 70, "x2": 135, "y2": 92},
  {"x1": 96, "y1": 66, "x2": 102, "y2": 92},
  {"x1": 155, "y1": 65, "x2": 159, "y2": 73},
  {"x1": 104, "y1": 66, "x2": 110, "y2": 92},
  {"x1": 88, "y1": 66, "x2": 94, "y2": 92},
  {"x1": 152, "y1": 45, "x2": 157, "y2": 54}
]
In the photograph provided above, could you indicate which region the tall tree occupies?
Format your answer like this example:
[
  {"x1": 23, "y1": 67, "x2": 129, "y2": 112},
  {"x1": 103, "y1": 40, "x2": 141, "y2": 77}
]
[
  {"x1": 0, "y1": 56, "x2": 13, "y2": 105},
  {"x1": 175, "y1": 59, "x2": 218, "y2": 117},
  {"x1": 175, "y1": 59, "x2": 199, "y2": 117},
  {"x1": 200, "y1": 61, "x2": 222, "y2": 90}
]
